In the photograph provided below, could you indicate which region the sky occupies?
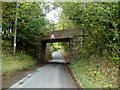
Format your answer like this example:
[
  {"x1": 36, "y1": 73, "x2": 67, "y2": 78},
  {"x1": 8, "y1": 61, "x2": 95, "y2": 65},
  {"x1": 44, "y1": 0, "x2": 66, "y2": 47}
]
[{"x1": 45, "y1": 2, "x2": 62, "y2": 24}]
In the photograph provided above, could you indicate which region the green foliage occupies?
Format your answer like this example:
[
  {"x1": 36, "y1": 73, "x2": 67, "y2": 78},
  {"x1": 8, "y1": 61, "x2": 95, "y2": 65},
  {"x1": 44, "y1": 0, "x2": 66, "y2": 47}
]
[
  {"x1": 53, "y1": 2, "x2": 119, "y2": 88},
  {"x1": 71, "y1": 56, "x2": 119, "y2": 88},
  {"x1": 2, "y1": 50, "x2": 37, "y2": 74},
  {"x1": 59, "y1": 42, "x2": 69, "y2": 51},
  {"x1": 2, "y1": 2, "x2": 50, "y2": 57},
  {"x1": 59, "y1": 2, "x2": 119, "y2": 60}
]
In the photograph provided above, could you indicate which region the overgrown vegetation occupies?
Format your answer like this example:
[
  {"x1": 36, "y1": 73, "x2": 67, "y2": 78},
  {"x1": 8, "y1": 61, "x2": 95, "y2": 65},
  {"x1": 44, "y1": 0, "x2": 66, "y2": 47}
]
[
  {"x1": 59, "y1": 2, "x2": 119, "y2": 58},
  {"x1": 71, "y1": 56, "x2": 119, "y2": 88},
  {"x1": 2, "y1": 40, "x2": 37, "y2": 74},
  {"x1": 2, "y1": 50, "x2": 37, "y2": 74},
  {"x1": 2, "y1": 2, "x2": 50, "y2": 57},
  {"x1": 2, "y1": 2, "x2": 119, "y2": 88},
  {"x1": 2, "y1": 2, "x2": 50, "y2": 74},
  {"x1": 55, "y1": 2, "x2": 119, "y2": 88}
]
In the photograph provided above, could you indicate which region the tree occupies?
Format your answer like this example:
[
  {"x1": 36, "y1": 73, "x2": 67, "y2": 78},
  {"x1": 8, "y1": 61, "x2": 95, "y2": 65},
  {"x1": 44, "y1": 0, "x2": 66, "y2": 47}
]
[
  {"x1": 58, "y1": 2, "x2": 119, "y2": 59},
  {"x1": 2, "y1": 2, "x2": 50, "y2": 57}
]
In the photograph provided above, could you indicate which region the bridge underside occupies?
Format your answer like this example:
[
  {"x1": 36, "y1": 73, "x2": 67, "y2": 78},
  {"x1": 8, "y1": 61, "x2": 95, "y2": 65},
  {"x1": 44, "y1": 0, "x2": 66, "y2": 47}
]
[
  {"x1": 42, "y1": 38, "x2": 70, "y2": 43},
  {"x1": 38, "y1": 29, "x2": 88, "y2": 62},
  {"x1": 39, "y1": 37, "x2": 80, "y2": 63}
]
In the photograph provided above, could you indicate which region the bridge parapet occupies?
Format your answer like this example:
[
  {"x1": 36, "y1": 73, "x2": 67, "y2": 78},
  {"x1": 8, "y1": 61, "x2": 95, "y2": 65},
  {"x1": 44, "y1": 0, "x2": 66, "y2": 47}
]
[{"x1": 43, "y1": 29, "x2": 83, "y2": 41}]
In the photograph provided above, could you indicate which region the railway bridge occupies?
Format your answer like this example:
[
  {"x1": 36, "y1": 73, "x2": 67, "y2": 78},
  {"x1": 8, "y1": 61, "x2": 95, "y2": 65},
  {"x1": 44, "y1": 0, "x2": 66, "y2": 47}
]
[{"x1": 38, "y1": 29, "x2": 88, "y2": 62}]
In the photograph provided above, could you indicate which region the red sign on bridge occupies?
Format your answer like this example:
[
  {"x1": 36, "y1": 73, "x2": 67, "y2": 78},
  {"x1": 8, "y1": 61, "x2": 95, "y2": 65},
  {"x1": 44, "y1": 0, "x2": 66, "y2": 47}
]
[{"x1": 50, "y1": 33, "x2": 55, "y2": 39}]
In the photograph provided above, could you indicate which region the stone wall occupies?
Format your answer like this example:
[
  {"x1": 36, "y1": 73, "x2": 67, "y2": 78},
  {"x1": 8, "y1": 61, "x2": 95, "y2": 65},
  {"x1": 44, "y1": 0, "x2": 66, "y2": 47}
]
[{"x1": 69, "y1": 36, "x2": 83, "y2": 61}]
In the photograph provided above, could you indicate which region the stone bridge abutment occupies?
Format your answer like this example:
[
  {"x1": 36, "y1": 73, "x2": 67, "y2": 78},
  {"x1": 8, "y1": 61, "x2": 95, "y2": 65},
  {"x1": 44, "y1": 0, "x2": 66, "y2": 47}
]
[{"x1": 38, "y1": 29, "x2": 88, "y2": 63}]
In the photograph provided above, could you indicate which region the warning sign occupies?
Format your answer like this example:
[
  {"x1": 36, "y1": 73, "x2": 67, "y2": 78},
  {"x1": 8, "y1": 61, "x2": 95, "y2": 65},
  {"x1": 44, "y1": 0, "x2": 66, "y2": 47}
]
[{"x1": 50, "y1": 33, "x2": 55, "y2": 39}]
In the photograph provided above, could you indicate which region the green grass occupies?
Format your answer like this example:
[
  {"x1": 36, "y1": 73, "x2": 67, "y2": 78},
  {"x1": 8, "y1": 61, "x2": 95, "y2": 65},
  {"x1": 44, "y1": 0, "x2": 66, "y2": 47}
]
[
  {"x1": 2, "y1": 51, "x2": 37, "y2": 74},
  {"x1": 71, "y1": 56, "x2": 119, "y2": 88}
]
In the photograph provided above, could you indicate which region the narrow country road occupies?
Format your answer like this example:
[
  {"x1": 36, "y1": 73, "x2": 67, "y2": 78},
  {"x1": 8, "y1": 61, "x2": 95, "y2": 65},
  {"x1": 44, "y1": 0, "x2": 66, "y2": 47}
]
[{"x1": 10, "y1": 50, "x2": 77, "y2": 88}]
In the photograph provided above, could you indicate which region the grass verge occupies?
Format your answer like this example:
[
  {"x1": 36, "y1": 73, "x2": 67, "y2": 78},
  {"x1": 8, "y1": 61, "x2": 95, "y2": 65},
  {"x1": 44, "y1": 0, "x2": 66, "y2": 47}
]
[
  {"x1": 2, "y1": 50, "x2": 37, "y2": 75},
  {"x1": 70, "y1": 55, "x2": 119, "y2": 88}
]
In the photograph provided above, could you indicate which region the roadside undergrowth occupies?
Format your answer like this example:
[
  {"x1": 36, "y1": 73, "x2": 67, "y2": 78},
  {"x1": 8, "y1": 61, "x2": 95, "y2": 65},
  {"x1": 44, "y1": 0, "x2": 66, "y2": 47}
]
[
  {"x1": 2, "y1": 50, "x2": 37, "y2": 75},
  {"x1": 71, "y1": 55, "x2": 119, "y2": 88}
]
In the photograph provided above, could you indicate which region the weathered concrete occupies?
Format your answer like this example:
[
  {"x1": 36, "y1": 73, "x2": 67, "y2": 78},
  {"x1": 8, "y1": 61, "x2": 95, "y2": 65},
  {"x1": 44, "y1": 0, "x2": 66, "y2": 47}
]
[
  {"x1": 43, "y1": 38, "x2": 70, "y2": 43},
  {"x1": 69, "y1": 37, "x2": 83, "y2": 60},
  {"x1": 39, "y1": 41, "x2": 46, "y2": 62},
  {"x1": 39, "y1": 29, "x2": 88, "y2": 62},
  {"x1": 43, "y1": 29, "x2": 83, "y2": 42},
  {"x1": 45, "y1": 43, "x2": 51, "y2": 60}
]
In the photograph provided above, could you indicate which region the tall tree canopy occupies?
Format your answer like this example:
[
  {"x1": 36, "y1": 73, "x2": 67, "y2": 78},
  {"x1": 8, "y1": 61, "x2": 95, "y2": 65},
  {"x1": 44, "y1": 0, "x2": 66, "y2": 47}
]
[
  {"x1": 58, "y1": 2, "x2": 119, "y2": 59},
  {"x1": 2, "y1": 2, "x2": 50, "y2": 56}
]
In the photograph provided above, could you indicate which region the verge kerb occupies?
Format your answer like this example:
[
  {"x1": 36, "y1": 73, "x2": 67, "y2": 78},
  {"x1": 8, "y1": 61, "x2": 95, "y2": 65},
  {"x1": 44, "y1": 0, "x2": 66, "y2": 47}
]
[{"x1": 67, "y1": 65, "x2": 84, "y2": 89}]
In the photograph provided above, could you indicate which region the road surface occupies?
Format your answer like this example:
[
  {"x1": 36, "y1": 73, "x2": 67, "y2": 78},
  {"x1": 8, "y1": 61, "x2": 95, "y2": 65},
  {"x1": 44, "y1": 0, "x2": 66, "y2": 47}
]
[
  {"x1": 49, "y1": 50, "x2": 67, "y2": 63},
  {"x1": 10, "y1": 50, "x2": 76, "y2": 88}
]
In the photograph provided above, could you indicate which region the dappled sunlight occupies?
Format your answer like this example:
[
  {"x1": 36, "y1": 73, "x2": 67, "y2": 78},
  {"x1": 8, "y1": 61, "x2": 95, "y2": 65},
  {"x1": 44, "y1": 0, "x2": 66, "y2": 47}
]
[
  {"x1": 2, "y1": 1, "x2": 119, "y2": 88},
  {"x1": 49, "y1": 50, "x2": 67, "y2": 63}
]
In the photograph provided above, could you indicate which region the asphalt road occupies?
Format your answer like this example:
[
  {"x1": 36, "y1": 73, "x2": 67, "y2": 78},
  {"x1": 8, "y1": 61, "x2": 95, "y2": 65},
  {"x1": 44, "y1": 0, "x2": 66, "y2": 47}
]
[{"x1": 10, "y1": 50, "x2": 76, "y2": 88}]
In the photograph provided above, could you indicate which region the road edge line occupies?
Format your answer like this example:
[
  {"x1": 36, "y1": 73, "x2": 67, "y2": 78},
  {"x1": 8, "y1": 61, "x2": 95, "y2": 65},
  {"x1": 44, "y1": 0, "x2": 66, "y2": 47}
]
[{"x1": 67, "y1": 65, "x2": 84, "y2": 89}]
